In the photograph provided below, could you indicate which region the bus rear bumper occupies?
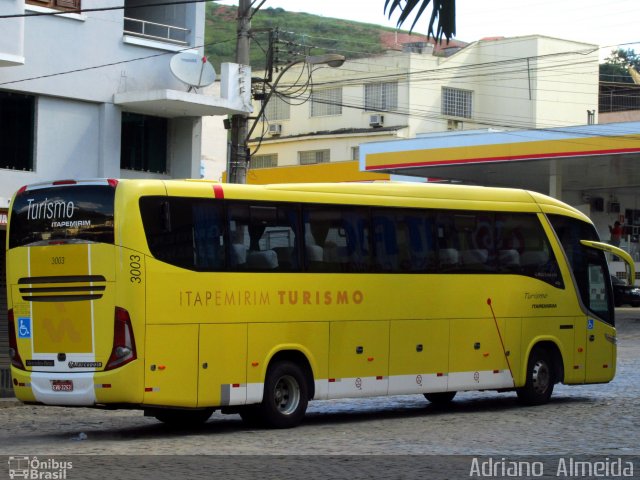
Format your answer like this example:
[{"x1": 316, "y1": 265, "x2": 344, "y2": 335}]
[
  {"x1": 30, "y1": 372, "x2": 97, "y2": 406},
  {"x1": 11, "y1": 364, "x2": 144, "y2": 406}
]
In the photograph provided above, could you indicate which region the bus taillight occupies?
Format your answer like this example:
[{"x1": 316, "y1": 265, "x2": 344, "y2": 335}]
[
  {"x1": 105, "y1": 307, "x2": 137, "y2": 371},
  {"x1": 8, "y1": 309, "x2": 25, "y2": 370}
]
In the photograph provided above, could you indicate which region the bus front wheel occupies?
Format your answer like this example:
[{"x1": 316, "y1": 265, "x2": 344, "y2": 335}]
[
  {"x1": 260, "y1": 361, "x2": 308, "y2": 429},
  {"x1": 517, "y1": 347, "x2": 555, "y2": 405}
]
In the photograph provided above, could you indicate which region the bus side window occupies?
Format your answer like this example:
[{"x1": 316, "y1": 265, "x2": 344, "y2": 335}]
[
  {"x1": 372, "y1": 209, "x2": 437, "y2": 273},
  {"x1": 140, "y1": 197, "x2": 226, "y2": 271},
  {"x1": 497, "y1": 213, "x2": 564, "y2": 288},
  {"x1": 372, "y1": 212, "x2": 398, "y2": 272},
  {"x1": 437, "y1": 211, "x2": 496, "y2": 272},
  {"x1": 227, "y1": 202, "x2": 300, "y2": 272},
  {"x1": 436, "y1": 212, "x2": 460, "y2": 271},
  {"x1": 304, "y1": 205, "x2": 371, "y2": 273},
  {"x1": 192, "y1": 202, "x2": 226, "y2": 270}
]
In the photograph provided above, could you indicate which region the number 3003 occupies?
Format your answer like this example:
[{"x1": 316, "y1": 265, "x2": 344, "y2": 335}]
[{"x1": 129, "y1": 255, "x2": 142, "y2": 283}]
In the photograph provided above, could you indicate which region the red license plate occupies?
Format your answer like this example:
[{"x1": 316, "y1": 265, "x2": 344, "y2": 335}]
[{"x1": 51, "y1": 380, "x2": 73, "y2": 392}]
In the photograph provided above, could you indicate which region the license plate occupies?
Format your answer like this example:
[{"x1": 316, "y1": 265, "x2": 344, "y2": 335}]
[{"x1": 51, "y1": 380, "x2": 73, "y2": 392}]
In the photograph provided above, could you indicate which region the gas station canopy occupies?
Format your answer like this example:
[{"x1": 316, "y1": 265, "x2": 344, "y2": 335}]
[{"x1": 360, "y1": 122, "x2": 640, "y2": 198}]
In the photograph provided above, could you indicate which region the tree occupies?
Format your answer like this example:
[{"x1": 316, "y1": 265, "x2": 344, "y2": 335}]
[
  {"x1": 384, "y1": 0, "x2": 456, "y2": 43},
  {"x1": 600, "y1": 48, "x2": 640, "y2": 83}
]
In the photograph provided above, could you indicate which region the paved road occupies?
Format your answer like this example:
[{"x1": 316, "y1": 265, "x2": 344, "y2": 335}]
[{"x1": 1, "y1": 310, "x2": 639, "y2": 479}]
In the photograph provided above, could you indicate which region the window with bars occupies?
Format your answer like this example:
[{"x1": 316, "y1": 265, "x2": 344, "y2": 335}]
[
  {"x1": 442, "y1": 87, "x2": 473, "y2": 119},
  {"x1": 310, "y1": 88, "x2": 342, "y2": 117},
  {"x1": 299, "y1": 150, "x2": 330, "y2": 165},
  {"x1": 264, "y1": 95, "x2": 290, "y2": 121},
  {"x1": 251, "y1": 154, "x2": 278, "y2": 169},
  {"x1": 27, "y1": 0, "x2": 80, "y2": 10},
  {"x1": 365, "y1": 82, "x2": 398, "y2": 111}
]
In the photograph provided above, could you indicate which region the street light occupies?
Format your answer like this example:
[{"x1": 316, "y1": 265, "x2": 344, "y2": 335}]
[{"x1": 229, "y1": 54, "x2": 346, "y2": 184}]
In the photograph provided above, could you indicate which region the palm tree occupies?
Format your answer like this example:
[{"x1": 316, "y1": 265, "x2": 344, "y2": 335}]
[{"x1": 384, "y1": 0, "x2": 456, "y2": 43}]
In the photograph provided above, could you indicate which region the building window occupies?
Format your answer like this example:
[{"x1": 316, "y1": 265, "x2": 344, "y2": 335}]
[
  {"x1": 310, "y1": 88, "x2": 342, "y2": 117},
  {"x1": 27, "y1": 0, "x2": 80, "y2": 10},
  {"x1": 251, "y1": 154, "x2": 278, "y2": 169},
  {"x1": 365, "y1": 82, "x2": 398, "y2": 111},
  {"x1": 299, "y1": 149, "x2": 330, "y2": 165},
  {"x1": 351, "y1": 146, "x2": 360, "y2": 161},
  {"x1": 264, "y1": 95, "x2": 290, "y2": 121},
  {"x1": 442, "y1": 87, "x2": 473, "y2": 119},
  {"x1": 121, "y1": 112, "x2": 168, "y2": 174},
  {"x1": 0, "y1": 92, "x2": 34, "y2": 172}
]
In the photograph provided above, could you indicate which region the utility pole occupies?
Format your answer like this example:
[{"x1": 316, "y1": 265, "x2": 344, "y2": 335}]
[{"x1": 228, "y1": 0, "x2": 252, "y2": 184}]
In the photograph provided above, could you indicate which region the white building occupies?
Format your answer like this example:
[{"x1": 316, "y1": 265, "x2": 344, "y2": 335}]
[
  {"x1": 0, "y1": 0, "x2": 252, "y2": 395},
  {"x1": 243, "y1": 35, "x2": 599, "y2": 181}
]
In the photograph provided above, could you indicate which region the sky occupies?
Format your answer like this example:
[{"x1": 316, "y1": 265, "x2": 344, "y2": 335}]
[{"x1": 216, "y1": 0, "x2": 640, "y2": 59}]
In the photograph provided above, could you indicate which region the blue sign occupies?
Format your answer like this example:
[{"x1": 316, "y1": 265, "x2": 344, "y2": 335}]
[
  {"x1": 18, "y1": 317, "x2": 31, "y2": 339},
  {"x1": 587, "y1": 318, "x2": 594, "y2": 330}
]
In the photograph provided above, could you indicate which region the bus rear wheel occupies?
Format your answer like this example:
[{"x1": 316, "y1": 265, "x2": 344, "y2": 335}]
[
  {"x1": 259, "y1": 361, "x2": 308, "y2": 429},
  {"x1": 517, "y1": 347, "x2": 555, "y2": 405},
  {"x1": 424, "y1": 391, "x2": 456, "y2": 406}
]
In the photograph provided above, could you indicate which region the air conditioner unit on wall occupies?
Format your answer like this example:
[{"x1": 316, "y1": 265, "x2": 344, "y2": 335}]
[
  {"x1": 268, "y1": 124, "x2": 282, "y2": 136},
  {"x1": 369, "y1": 114, "x2": 384, "y2": 127}
]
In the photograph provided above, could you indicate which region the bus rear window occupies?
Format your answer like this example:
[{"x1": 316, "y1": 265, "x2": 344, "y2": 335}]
[{"x1": 9, "y1": 185, "x2": 115, "y2": 248}]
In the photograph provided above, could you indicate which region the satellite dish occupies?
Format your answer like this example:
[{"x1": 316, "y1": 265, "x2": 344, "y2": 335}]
[{"x1": 170, "y1": 52, "x2": 216, "y2": 91}]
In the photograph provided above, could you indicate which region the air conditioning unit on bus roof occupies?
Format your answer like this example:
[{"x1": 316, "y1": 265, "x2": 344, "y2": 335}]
[
  {"x1": 369, "y1": 114, "x2": 384, "y2": 127},
  {"x1": 268, "y1": 123, "x2": 282, "y2": 136}
]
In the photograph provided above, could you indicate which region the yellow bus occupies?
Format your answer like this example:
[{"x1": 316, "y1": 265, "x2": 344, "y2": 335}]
[{"x1": 6, "y1": 179, "x2": 634, "y2": 428}]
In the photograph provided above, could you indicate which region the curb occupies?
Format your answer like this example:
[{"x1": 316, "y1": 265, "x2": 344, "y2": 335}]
[{"x1": 0, "y1": 398, "x2": 22, "y2": 408}]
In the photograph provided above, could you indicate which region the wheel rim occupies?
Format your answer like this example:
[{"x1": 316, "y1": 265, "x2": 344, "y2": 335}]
[
  {"x1": 531, "y1": 359, "x2": 550, "y2": 394},
  {"x1": 273, "y1": 374, "x2": 300, "y2": 415}
]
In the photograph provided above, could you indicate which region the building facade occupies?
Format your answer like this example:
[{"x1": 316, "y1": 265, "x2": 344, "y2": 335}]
[
  {"x1": 242, "y1": 35, "x2": 599, "y2": 183},
  {"x1": 0, "y1": 0, "x2": 251, "y2": 395}
]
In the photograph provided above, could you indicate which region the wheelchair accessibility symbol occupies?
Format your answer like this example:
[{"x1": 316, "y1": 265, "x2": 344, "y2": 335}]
[{"x1": 18, "y1": 318, "x2": 31, "y2": 339}]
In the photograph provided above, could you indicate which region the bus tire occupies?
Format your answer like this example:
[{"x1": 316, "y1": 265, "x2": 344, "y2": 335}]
[
  {"x1": 260, "y1": 361, "x2": 308, "y2": 429},
  {"x1": 154, "y1": 408, "x2": 214, "y2": 426},
  {"x1": 517, "y1": 347, "x2": 555, "y2": 405},
  {"x1": 424, "y1": 391, "x2": 456, "y2": 406}
]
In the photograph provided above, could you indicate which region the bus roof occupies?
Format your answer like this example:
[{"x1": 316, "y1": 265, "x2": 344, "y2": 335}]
[
  {"x1": 49, "y1": 178, "x2": 588, "y2": 223},
  {"x1": 176, "y1": 180, "x2": 589, "y2": 222}
]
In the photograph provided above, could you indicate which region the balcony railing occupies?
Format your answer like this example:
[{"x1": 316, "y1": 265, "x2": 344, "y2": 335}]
[{"x1": 124, "y1": 17, "x2": 189, "y2": 45}]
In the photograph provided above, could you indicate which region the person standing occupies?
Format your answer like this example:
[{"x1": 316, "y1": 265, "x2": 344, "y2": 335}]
[{"x1": 609, "y1": 221, "x2": 623, "y2": 247}]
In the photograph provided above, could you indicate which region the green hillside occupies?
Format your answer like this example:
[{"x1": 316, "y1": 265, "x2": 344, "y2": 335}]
[{"x1": 204, "y1": 2, "x2": 398, "y2": 71}]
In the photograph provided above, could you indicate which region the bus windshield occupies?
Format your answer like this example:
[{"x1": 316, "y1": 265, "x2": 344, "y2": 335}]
[
  {"x1": 548, "y1": 214, "x2": 614, "y2": 325},
  {"x1": 8, "y1": 183, "x2": 115, "y2": 248}
]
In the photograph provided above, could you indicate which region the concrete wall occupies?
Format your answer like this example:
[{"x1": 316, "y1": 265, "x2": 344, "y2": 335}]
[{"x1": 0, "y1": 0, "x2": 24, "y2": 66}]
